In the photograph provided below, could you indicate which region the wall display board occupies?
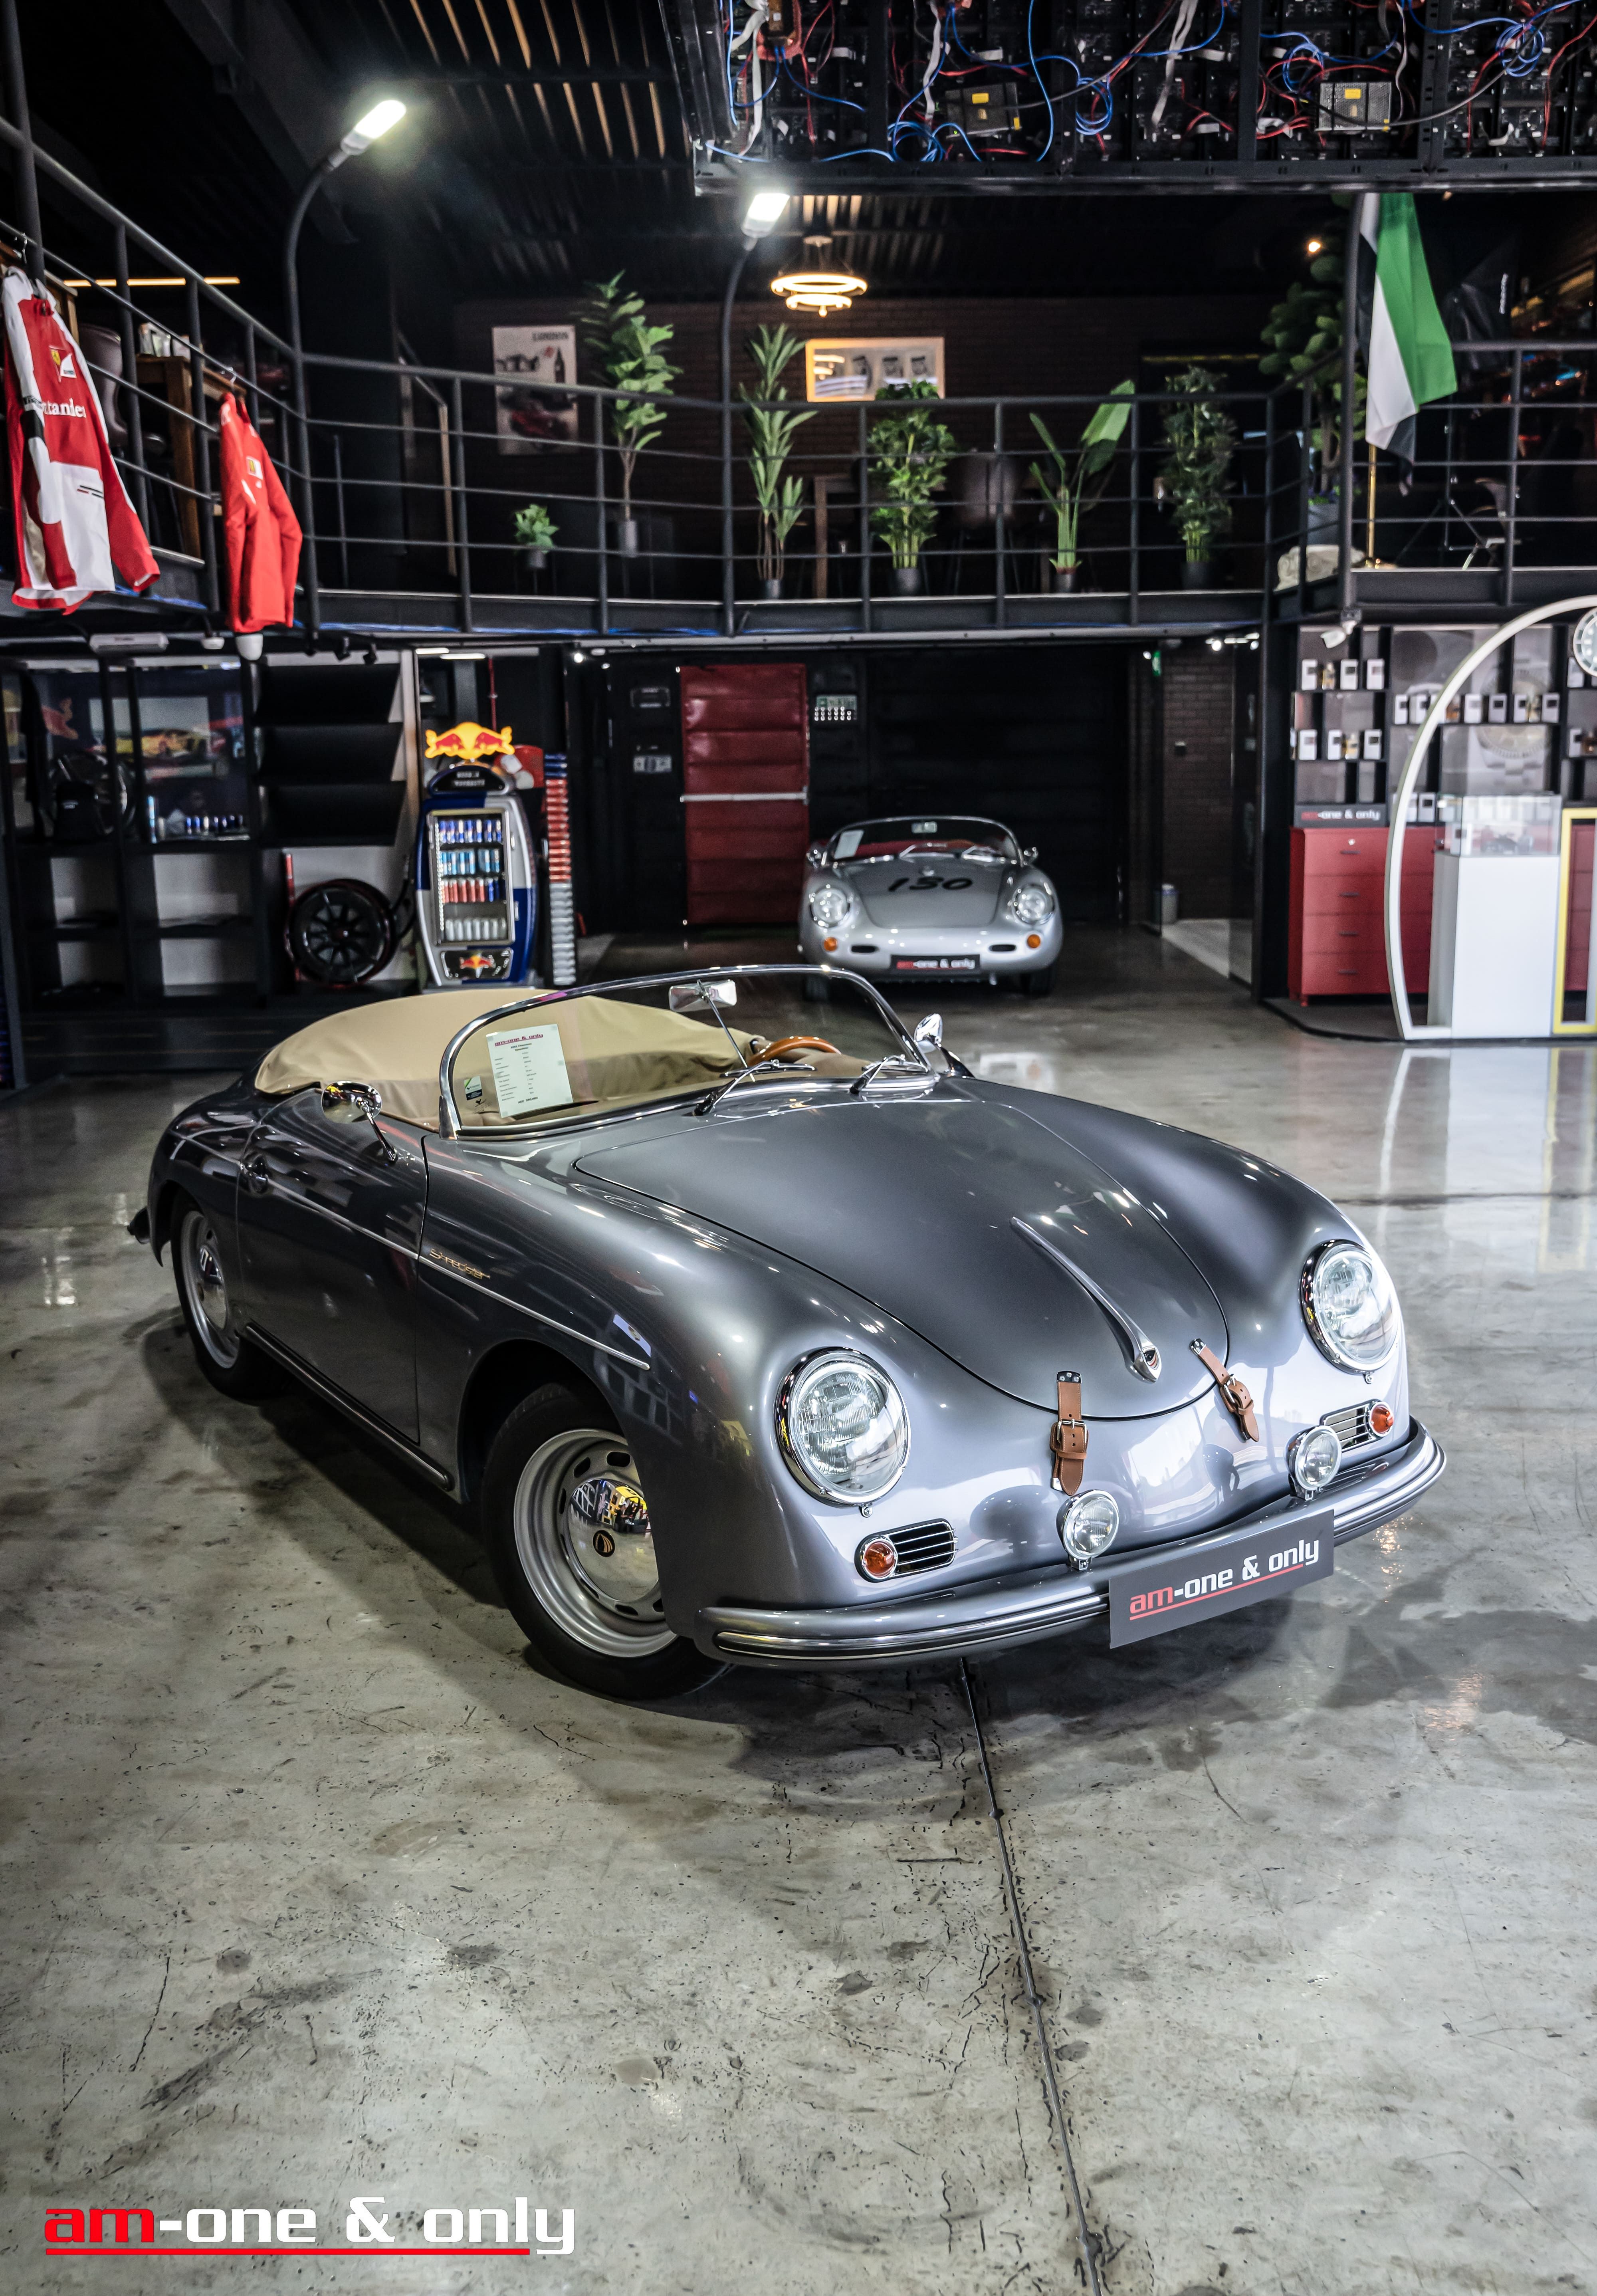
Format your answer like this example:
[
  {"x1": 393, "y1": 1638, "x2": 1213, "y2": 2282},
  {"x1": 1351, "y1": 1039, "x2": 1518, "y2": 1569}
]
[
  {"x1": 804, "y1": 339, "x2": 943, "y2": 402},
  {"x1": 492, "y1": 325, "x2": 579, "y2": 453}
]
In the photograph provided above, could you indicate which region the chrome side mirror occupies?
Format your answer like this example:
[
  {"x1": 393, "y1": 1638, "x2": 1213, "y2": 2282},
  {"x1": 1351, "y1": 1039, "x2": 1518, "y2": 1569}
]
[
  {"x1": 913, "y1": 1012, "x2": 943, "y2": 1053},
  {"x1": 1021, "y1": 845, "x2": 1039, "y2": 865},
  {"x1": 323, "y1": 1079, "x2": 384, "y2": 1122},
  {"x1": 668, "y1": 979, "x2": 738, "y2": 1012},
  {"x1": 804, "y1": 842, "x2": 826, "y2": 868}
]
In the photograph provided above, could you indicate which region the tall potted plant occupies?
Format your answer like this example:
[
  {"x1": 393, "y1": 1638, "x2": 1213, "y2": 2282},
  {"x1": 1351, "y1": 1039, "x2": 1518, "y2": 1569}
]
[
  {"x1": 577, "y1": 274, "x2": 680, "y2": 556},
  {"x1": 741, "y1": 323, "x2": 815, "y2": 599},
  {"x1": 1028, "y1": 382, "x2": 1133, "y2": 592},
  {"x1": 867, "y1": 381, "x2": 957, "y2": 595},
  {"x1": 1258, "y1": 216, "x2": 1363, "y2": 556},
  {"x1": 1156, "y1": 367, "x2": 1236, "y2": 588}
]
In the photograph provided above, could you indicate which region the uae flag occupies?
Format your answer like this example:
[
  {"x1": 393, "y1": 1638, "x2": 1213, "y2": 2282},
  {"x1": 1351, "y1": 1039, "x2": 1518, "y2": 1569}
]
[{"x1": 1359, "y1": 195, "x2": 1457, "y2": 465}]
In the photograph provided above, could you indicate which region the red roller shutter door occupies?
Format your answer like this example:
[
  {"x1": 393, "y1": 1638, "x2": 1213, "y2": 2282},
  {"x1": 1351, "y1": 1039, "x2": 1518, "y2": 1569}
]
[{"x1": 681, "y1": 662, "x2": 809, "y2": 925}]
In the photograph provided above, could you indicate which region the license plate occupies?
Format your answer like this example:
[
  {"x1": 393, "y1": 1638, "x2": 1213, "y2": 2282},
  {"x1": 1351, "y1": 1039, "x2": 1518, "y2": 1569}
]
[
  {"x1": 1109, "y1": 1506, "x2": 1333, "y2": 1647},
  {"x1": 890, "y1": 955, "x2": 979, "y2": 973}
]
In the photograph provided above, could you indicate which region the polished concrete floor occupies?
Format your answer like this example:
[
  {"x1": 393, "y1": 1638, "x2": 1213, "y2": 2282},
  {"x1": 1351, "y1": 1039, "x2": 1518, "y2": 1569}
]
[{"x1": 2, "y1": 928, "x2": 1594, "y2": 2294}]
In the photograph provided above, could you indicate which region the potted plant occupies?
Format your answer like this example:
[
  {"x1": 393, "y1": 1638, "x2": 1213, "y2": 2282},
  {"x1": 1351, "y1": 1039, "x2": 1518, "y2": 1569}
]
[
  {"x1": 741, "y1": 322, "x2": 815, "y2": 599},
  {"x1": 513, "y1": 501, "x2": 557, "y2": 581},
  {"x1": 1028, "y1": 382, "x2": 1133, "y2": 592},
  {"x1": 577, "y1": 274, "x2": 680, "y2": 556},
  {"x1": 1258, "y1": 215, "x2": 1364, "y2": 570},
  {"x1": 867, "y1": 381, "x2": 957, "y2": 594},
  {"x1": 1156, "y1": 367, "x2": 1236, "y2": 588}
]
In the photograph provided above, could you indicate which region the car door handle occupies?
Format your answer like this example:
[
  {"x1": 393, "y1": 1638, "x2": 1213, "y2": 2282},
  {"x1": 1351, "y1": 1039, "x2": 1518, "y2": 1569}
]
[{"x1": 243, "y1": 1153, "x2": 272, "y2": 1195}]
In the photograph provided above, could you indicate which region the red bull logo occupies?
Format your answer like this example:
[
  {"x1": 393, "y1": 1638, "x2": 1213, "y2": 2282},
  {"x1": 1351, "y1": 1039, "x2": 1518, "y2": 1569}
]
[{"x1": 424, "y1": 722, "x2": 514, "y2": 764}]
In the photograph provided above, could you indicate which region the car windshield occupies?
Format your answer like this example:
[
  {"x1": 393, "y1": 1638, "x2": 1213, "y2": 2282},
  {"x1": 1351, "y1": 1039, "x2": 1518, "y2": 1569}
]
[
  {"x1": 831, "y1": 816, "x2": 1018, "y2": 863},
  {"x1": 444, "y1": 968, "x2": 925, "y2": 1132}
]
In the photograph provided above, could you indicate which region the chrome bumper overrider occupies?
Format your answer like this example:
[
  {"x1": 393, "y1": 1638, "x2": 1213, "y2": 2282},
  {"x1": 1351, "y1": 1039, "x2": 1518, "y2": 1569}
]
[{"x1": 698, "y1": 1420, "x2": 1444, "y2": 1667}]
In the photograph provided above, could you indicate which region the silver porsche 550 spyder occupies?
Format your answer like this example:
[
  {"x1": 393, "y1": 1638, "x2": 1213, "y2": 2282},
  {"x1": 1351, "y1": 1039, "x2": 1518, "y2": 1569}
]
[
  {"x1": 798, "y1": 815, "x2": 1064, "y2": 995},
  {"x1": 136, "y1": 966, "x2": 1442, "y2": 1702}
]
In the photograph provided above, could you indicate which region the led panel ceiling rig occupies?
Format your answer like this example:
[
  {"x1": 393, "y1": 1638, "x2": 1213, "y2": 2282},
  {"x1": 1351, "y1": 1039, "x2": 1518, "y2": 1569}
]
[{"x1": 659, "y1": 0, "x2": 1597, "y2": 189}]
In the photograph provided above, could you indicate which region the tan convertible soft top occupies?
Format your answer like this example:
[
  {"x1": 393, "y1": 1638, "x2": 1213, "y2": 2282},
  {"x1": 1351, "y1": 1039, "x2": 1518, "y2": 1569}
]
[{"x1": 254, "y1": 988, "x2": 756, "y2": 1130}]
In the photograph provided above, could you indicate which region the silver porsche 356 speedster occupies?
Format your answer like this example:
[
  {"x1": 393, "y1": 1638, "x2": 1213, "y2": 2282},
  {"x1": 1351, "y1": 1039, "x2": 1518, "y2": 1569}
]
[
  {"x1": 798, "y1": 815, "x2": 1063, "y2": 995},
  {"x1": 136, "y1": 967, "x2": 1442, "y2": 1701}
]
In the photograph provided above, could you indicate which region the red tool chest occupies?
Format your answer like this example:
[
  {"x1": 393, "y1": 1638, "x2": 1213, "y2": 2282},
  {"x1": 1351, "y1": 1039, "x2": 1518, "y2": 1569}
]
[{"x1": 1288, "y1": 825, "x2": 1443, "y2": 1003}]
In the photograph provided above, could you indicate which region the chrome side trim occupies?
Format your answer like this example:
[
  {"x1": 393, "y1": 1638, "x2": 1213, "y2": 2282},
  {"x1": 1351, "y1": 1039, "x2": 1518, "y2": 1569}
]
[
  {"x1": 244, "y1": 1325, "x2": 456, "y2": 1489},
  {"x1": 416, "y1": 1253, "x2": 652, "y2": 1371},
  {"x1": 1011, "y1": 1216, "x2": 1162, "y2": 1382}
]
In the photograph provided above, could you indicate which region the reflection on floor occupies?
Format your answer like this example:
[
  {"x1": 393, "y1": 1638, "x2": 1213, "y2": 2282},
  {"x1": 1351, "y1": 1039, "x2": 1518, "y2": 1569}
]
[{"x1": 2, "y1": 934, "x2": 1593, "y2": 2294}]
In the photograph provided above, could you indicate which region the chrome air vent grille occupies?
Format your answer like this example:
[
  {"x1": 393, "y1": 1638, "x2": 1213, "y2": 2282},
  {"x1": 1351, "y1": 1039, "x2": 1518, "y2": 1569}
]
[
  {"x1": 1322, "y1": 1402, "x2": 1379, "y2": 1451},
  {"x1": 886, "y1": 1523, "x2": 956, "y2": 1576}
]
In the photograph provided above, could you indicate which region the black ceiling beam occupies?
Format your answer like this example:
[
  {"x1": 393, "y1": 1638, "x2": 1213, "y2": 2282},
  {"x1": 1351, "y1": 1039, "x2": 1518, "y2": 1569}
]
[{"x1": 382, "y1": 68, "x2": 668, "y2": 87}]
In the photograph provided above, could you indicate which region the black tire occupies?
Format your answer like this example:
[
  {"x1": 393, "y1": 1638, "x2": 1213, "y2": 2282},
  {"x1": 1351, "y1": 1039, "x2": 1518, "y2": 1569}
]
[
  {"x1": 287, "y1": 878, "x2": 395, "y2": 986},
  {"x1": 483, "y1": 1384, "x2": 724, "y2": 1700},
  {"x1": 1020, "y1": 964, "x2": 1055, "y2": 999},
  {"x1": 171, "y1": 1194, "x2": 287, "y2": 1400}
]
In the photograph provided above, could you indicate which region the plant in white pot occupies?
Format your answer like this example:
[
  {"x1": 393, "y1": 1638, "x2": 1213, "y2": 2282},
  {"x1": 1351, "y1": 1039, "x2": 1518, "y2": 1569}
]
[
  {"x1": 577, "y1": 274, "x2": 679, "y2": 556},
  {"x1": 1028, "y1": 382, "x2": 1133, "y2": 593},
  {"x1": 513, "y1": 501, "x2": 557, "y2": 579},
  {"x1": 1156, "y1": 367, "x2": 1236, "y2": 588},
  {"x1": 868, "y1": 381, "x2": 957, "y2": 594},
  {"x1": 741, "y1": 323, "x2": 815, "y2": 599}
]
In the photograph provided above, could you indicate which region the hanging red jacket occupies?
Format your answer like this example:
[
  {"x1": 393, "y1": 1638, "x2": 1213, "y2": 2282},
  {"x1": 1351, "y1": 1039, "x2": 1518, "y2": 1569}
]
[
  {"x1": 2, "y1": 268, "x2": 159, "y2": 612},
  {"x1": 218, "y1": 391, "x2": 301, "y2": 632}
]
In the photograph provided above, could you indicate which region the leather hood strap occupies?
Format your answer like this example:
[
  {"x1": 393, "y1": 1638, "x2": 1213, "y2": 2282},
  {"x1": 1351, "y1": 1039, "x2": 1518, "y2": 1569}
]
[
  {"x1": 1191, "y1": 1339, "x2": 1260, "y2": 1442},
  {"x1": 1050, "y1": 1370, "x2": 1088, "y2": 1495}
]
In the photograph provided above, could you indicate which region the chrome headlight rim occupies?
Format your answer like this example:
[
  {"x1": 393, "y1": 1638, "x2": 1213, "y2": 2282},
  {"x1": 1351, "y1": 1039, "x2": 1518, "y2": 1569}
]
[
  {"x1": 807, "y1": 880, "x2": 855, "y2": 929},
  {"x1": 776, "y1": 1348, "x2": 910, "y2": 1505},
  {"x1": 1300, "y1": 1238, "x2": 1401, "y2": 1373},
  {"x1": 1005, "y1": 879, "x2": 1056, "y2": 928},
  {"x1": 1287, "y1": 1422, "x2": 1343, "y2": 1498},
  {"x1": 1057, "y1": 1487, "x2": 1120, "y2": 1562}
]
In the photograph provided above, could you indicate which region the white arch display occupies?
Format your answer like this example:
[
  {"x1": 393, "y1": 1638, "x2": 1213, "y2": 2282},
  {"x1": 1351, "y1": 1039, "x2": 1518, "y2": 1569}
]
[{"x1": 1383, "y1": 592, "x2": 1597, "y2": 1041}]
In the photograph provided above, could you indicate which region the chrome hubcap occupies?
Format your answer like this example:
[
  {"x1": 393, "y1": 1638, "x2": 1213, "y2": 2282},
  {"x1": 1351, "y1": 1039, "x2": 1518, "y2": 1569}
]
[
  {"x1": 180, "y1": 1210, "x2": 240, "y2": 1367},
  {"x1": 512, "y1": 1430, "x2": 673, "y2": 1660}
]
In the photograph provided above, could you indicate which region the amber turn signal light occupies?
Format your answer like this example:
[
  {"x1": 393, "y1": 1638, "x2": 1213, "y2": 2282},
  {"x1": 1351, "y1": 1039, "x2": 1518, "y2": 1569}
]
[
  {"x1": 1026, "y1": 933, "x2": 1042, "y2": 949},
  {"x1": 856, "y1": 1535, "x2": 898, "y2": 1580},
  {"x1": 823, "y1": 936, "x2": 838, "y2": 952},
  {"x1": 1370, "y1": 1402, "x2": 1395, "y2": 1434}
]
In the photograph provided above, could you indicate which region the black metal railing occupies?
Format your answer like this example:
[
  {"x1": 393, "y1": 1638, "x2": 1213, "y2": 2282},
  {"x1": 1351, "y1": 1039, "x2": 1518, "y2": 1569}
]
[{"x1": 2, "y1": 107, "x2": 1597, "y2": 646}]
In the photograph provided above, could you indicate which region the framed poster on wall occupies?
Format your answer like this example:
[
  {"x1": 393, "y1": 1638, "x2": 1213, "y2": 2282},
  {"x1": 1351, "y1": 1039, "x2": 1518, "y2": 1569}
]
[
  {"x1": 803, "y1": 338, "x2": 944, "y2": 402},
  {"x1": 492, "y1": 325, "x2": 579, "y2": 454}
]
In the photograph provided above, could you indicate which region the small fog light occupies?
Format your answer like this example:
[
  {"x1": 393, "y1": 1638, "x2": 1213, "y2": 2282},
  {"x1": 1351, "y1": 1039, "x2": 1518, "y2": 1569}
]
[
  {"x1": 856, "y1": 1535, "x2": 898, "y2": 1580},
  {"x1": 1058, "y1": 1489, "x2": 1119, "y2": 1562},
  {"x1": 823, "y1": 936, "x2": 838, "y2": 952},
  {"x1": 1369, "y1": 1402, "x2": 1395, "y2": 1435},
  {"x1": 1026, "y1": 933, "x2": 1042, "y2": 949},
  {"x1": 1288, "y1": 1422, "x2": 1342, "y2": 1497}
]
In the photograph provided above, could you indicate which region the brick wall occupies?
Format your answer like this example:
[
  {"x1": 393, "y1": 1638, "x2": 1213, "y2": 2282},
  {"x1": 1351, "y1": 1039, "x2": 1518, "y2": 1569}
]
[{"x1": 1160, "y1": 644, "x2": 1235, "y2": 921}]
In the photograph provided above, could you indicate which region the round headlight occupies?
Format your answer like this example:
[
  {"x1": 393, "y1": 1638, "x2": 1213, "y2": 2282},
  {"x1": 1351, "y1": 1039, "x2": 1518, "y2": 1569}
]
[
  {"x1": 778, "y1": 1352, "x2": 909, "y2": 1503},
  {"x1": 808, "y1": 882, "x2": 853, "y2": 928},
  {"x1": 1288, "y1": 1422, "x2": 1343, "y2": 1496},
  {"x1": 1302, "y1": 1240, "x2": 1400, "y2": 1371},
  {"x1": 1058, "y1": 1489, "x2": 1119, "y2": 1562},
  {"x1": 1007, "y1": 882, "x2": 1054, "y2": 928}
]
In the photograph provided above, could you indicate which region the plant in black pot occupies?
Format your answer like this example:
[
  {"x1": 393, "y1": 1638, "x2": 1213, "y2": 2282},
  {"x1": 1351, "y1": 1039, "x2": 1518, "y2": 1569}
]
[
  {"x1": 577, "y1": 274, "x2": 679, "y2": 556},
  {"x1": 513, "y1": 501, "x2": 557, "y2": 583},
  {"x1": 1028, "y1": 383, "x2": 1133, "y2": 593},
  {"x1": 1156, "y1": 366, "x2": 1236, "y2": 589},
  {"x1": 1257, "y1": 216, "x2": 1364, "y2": 570},
  {"x1": 868, "y1": 381, "x2": 957, "y2": 594},
  {"x1": 741, "y1": 323, "x2": 814, "y2": 599}
]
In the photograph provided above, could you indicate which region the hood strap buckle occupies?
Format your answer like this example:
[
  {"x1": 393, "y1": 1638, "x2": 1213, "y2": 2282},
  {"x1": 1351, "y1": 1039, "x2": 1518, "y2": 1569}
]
[
  {"x1": 1050, "y1": 1370, "x2": 1088, "y2": 1495},
  {"x1": 1191, "y1": 1339, "x2": 1259, "y2": 1442}
]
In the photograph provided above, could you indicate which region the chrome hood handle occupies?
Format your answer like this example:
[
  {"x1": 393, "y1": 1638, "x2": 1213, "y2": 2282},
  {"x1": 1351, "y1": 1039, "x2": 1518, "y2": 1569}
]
[{"x1": 1011, "y1": 1216, "x2": 1162, "y2": 1382}]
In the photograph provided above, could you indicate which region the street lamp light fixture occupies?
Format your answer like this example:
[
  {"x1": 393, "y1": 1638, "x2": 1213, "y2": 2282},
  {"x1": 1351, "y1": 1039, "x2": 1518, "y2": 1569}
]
[
  {"x1": 742, "y1": 188, "x2": 790, "y2": 238},
  {"x1": 342, "y1": 98, "x2": 407, "y2": 159}
]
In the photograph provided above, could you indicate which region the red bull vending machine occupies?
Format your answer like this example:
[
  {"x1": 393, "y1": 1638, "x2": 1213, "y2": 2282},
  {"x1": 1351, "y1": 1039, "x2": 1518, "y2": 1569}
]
[{"x1": 415, "y1": 758, "x2": 539, "y2": 987}]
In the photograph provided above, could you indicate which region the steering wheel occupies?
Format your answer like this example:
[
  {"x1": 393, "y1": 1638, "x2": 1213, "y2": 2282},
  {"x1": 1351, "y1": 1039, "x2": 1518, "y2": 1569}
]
[{"x1": 755, "y1": 1035, "x2": 839, "y2": 1065}]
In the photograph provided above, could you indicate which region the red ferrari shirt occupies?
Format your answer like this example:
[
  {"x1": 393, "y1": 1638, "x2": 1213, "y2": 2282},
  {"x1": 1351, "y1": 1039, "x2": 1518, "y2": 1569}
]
[{"x1": 218, "y1": 391, "x2": 301, "y2": 633}]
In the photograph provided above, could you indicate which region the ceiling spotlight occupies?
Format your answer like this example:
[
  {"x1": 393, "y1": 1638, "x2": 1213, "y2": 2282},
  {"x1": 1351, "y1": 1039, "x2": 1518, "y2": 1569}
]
[
  {"x1": 771, "y1": 236, "x2": 868, "y2": 318},
  {"x1": 1306, "y1": 237, "x2": 1324, "y2": 255},
  {"x1": 742, "y1": 188, "x2": 790, "y2": 237}
]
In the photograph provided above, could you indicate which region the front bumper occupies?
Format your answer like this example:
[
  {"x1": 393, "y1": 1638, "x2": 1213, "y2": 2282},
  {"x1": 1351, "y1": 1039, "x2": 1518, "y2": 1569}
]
[
  {"x1": 697, "y1": 1418, "x2": 1444, "y2": 1668},
  {"x1": 798, "y1": 914, "x2": 1063, "y2": 978}
]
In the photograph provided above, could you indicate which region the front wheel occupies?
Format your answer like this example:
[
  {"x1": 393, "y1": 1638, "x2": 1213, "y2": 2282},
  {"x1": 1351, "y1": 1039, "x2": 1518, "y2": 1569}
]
[
  {"x1": 172, "y1": 1196, "x2": 286, "y2": 1399},
  {"x1": 483, "y1": 1384, "x2": 723, "y2": 1700},
  {"x1": 1020, "y1": 964, "x2": 1055, "y2": 999}
]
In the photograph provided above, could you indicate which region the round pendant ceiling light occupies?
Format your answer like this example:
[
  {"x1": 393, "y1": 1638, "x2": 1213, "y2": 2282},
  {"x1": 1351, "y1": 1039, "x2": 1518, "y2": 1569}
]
[{"x1": 770, "y1": 236, "x2": 868, "y2": 319}]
